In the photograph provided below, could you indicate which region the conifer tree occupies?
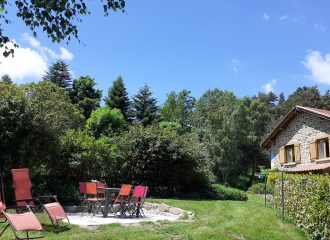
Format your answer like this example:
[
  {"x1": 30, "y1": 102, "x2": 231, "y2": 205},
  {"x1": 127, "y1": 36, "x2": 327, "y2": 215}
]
[
  {"x1": 132, "y1": 85, "x2": 159, "y2": 127},
  {"x1": 71, "y1": 76, "x2": 102, "y2": 119},
  {"x1": 43, "y1": 60, "x2": 72, "y2": 89},
  {"x1": 105, "y1": 75, "x2": 131, "y2": 122}
]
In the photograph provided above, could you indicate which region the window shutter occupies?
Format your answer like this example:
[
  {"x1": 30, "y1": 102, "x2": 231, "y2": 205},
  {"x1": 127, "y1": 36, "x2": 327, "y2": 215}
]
[
  {"x1": 279, "y1": 146, "x2": 285, "y2": 164},
  {"x1": 328, "y1": 135, "x2": 330, "y2": 154},
  {"x1": 310, "y1": 139, "x2": 317, "y2": 161},
  {"x1": 294, "y1": 143, "x2": 301, "y2": 163}
]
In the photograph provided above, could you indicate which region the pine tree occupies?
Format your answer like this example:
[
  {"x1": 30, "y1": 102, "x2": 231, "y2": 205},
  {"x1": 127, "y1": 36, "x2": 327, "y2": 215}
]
[
  {"x1": 43, "y1": 60, "x2": 72, "y2": 89},
  {"x1": 0, "y1": 74, "x2": 13, "y2": 84},
  {"x1": 132, "y1": 85, "x2": 159, "y2": 127},
  {"x1": 105, "y1": 75, "x2": 131, "y2": 122},
  {"x1": 70, "y1": 76, "x2": 102, "y2": 119}
]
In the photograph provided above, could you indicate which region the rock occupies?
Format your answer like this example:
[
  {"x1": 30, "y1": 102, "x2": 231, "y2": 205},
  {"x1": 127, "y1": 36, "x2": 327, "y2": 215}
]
[
  {"x1": 159, "y1": 204, "x2": 170, "y2": 213},
  {"x1": 64, "y1": 206, "x2": 84, "y2": 213},
  {"x1": 187, "y1": 211, "x2": 194, "y2": 216},
  {"x1": 152, "y1": 203, "x2": 159, "y2": 211},
  {"x1": 143, "y1": 202, "x2": 153, "y2": 210},
  {"x1": 168, "y1": 207, "x2": 182, "y2": 215}
]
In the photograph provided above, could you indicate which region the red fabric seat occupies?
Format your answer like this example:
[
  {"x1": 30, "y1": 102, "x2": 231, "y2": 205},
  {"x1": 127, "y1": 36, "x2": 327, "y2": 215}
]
[
  {"x1": 44, "y1": 202, "x2": 67, "y2": 221},
  {"x1": 6, "y1": 212, "x2": 43, "y2": 231}
]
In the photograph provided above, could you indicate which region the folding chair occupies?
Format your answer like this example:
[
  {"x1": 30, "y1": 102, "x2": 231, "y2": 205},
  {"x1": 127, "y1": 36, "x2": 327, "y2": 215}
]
[
  {"x1": 0, "y1": 202, "x2": 44, "y2": 240},
  {"x1": 81, "y1": 182, "x2": 105, "y2": 217},
  {"x1": 113, "y1": 184, "x2": 133, "y2": 217},
  {"x1": 11, "y1": 168, "x2": 69, "y2": 228},
  {"x1": 129, "y1": 186, "x2": 148, "y2": 218}
]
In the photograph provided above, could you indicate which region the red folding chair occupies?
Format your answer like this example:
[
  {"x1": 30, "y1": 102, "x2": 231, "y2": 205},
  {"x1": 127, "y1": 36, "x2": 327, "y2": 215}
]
[
  {"x1": 0, "y1": 203, "x2": 44, "y2": 240},
  {"x1": 113, "y1": 184, "x2": 133, "y2": 217},
  {"x1": 81, "y1": 182, "x2": 106, "y2": 217},
  {"x1": 11, "y1": 168, "x2": 69, "y2": 228},
  {"x1": 129, "y1": 186, "x2": 148, "y2": 217}
]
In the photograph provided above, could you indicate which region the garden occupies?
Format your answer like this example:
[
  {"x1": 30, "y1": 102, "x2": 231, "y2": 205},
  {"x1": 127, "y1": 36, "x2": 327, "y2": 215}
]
[{"x1": 1, "y1": 66, "x2": 329, "y2": 239}]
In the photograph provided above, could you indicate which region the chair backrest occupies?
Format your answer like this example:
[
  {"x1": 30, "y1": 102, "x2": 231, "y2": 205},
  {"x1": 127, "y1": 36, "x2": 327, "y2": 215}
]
[
  {"x1": 118, "y1": 184, "x2": 133, "y2": 197},
  {"x1": 79, "y1": 182, "x2": 86, "y2": 194},
  {"x1": 96, "y1": 182, "x2": 106, "y2": 194},
  {"x1": 85, "y1": 182, "x2": 97, "y2": 195},
  {"x1": 132, "y1": 186, "x2": 148, "y2": 198},
  {"x1": 12, "y1": 169, "x2": 33, "y2": 207}
]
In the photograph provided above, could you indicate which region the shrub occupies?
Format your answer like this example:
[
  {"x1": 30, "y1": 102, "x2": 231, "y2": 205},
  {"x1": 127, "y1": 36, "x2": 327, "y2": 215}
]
[
  {"x1": 273, "y1": 174, "x2": 330, "y2": 240},
  {"x1": 248, "y1": 183, "x2": 273, "y2": 194},
  {"x1": 209, "y1": 184, "x2": 248, "y2": 201},
  {"x1": 86, "y1": 107, "x2": 125, "y2": 138},
  {"x1": 117, "y1": 125, "x2": 211, "y2": 196}
]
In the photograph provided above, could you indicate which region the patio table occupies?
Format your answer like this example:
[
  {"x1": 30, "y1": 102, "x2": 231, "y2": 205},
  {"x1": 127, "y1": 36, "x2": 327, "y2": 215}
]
[{"x1": 97, "y1": 187, "x2": 120, "y2": 218}]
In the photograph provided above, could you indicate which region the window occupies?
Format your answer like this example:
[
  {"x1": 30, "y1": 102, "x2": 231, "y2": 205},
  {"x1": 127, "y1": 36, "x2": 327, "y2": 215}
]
[
  {"x1": 317, "y1": 138, "x2": 329, "y2": 159},
  {"x1": 285, "y1": 145, "x2": 295, "y2": 163},
  {"x1": 310, "y1": 136, "x2": 330, "y2": 161},
  {"x1": 279, "y1": 143, "x2": 300, "y2": 165}
]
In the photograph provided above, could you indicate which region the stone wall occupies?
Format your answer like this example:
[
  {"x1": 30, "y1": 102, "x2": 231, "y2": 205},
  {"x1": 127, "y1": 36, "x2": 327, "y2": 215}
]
[{"x1": 269, "y1": 112, "x2": 330, "y2": 169}]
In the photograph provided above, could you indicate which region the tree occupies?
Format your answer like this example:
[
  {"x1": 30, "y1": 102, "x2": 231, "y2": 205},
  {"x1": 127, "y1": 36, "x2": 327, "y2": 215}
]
[
  {"x1": 193, "y1": 89, "x2": 249, "y2": 187},
  {"x1": 0, "y1": 74, "x2": 13, "y2": 84},
  {"x1": 117, "y1": 125, "x2": 210, "y2": 195},
  {"x1": 105, "y1": 75, "x2": 131, "y2": 122},
  {"x1": 132, "y1": 85, "x2": 159, "y2": 127},
  {"x1": 43, "y1": 60, "x2": 72, "y2": 89},
  {"x1": 71, "y1": 76, "x2": 102, "y2": 119},
  {"x1": 0, "y1": 81, "x2": 83, "y2": 173},
  {"x1": 160, "y1": 89, "x2": 195, "y2": 132},
  {"x1": 0, "y1": 0, "x2": 126, "y2": 57},
  {"x1": 321, "y1": 90, "x2": 330, "y2": 110},
  {"x1": 284, "y1": 86, "x2": 322, "y2": 112},
  {"x1": 86, "y1": 107, "x2": 125, "y2": 138}
]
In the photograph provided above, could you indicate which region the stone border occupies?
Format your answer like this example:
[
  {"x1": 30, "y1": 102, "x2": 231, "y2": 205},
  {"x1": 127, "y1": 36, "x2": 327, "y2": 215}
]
[{"x1": 64, "y1": 202, "x2": 194, "y2": 219}]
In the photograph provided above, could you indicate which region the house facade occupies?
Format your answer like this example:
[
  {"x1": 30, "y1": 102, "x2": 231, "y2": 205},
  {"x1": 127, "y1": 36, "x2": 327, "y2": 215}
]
[{"x1": 261, "y1": 106, "x2": 330, "y2": 173}]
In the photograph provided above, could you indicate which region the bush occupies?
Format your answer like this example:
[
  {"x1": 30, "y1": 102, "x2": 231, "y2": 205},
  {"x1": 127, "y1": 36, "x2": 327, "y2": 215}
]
[
  {"x1": 117, "y1": 125, "x2": 211, "y2": 196},
  {"x1": 248, "y1": 183, "x2": 273, "y2": 194},
  {"x1": 273, "y1": 174, "x2": 330, "y2": 240},
  {"x1": 209, "y1": 184, "x2": 248, "y2": 201}
]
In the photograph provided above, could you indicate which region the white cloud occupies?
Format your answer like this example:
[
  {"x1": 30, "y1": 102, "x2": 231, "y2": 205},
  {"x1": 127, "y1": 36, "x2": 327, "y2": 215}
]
[
  {"x1": 232, "y1": 58, "x2": 240, "y2": 72},
  {"x1": 279, "y1": 15, "x2": 288, "y2": 21},
  {"x1": 0, "y1": 33, "x2": 74, "y2": 83},
  {"x1": 0, "y1": 42, "x2": 47, "y2": 82},
  {"x1": 262, "y1": 79, "x2": 276, "y2": 93},
  {"x1": 314, "y1": 23, "x2": 327, "y2": 32},
  {"x1": 262, "y1": 13, "x2": 270, "y2": 21},
  {"x1": 303, "y1": 51, "x2": 330, "y2": 85}
]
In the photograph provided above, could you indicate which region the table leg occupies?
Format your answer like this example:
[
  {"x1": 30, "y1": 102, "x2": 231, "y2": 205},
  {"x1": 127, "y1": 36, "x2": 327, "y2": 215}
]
[{"x1": 103, "y1": 190, "x2": 110, "y2": 218}]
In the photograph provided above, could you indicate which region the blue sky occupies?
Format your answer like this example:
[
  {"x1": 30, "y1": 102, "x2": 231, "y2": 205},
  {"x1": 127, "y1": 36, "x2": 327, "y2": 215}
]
[{"x1": 1, "y1": 1, "x2": 330, "y2": 104}]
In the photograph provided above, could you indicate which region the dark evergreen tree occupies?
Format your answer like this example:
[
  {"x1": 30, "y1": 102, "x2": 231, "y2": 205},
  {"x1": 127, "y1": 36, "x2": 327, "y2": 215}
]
[
  {"x1": 105, "y1": 75, "x2": 131, "y2": 122},
  {"x1": 70, "y1": 76, "x2": 102, "y2": 119},
  {"x1": 321, "y1": 90, "x2": 330, "y2": 110},
  {"x1": 0, "y1": 74, "x2": 13, "y2": 84},
  {"x1": 43, "y1": 60, "x2": 72, "y2": 89},
  {"x1": 132, "y1": 85, "x2": 159, "y2": 127}
]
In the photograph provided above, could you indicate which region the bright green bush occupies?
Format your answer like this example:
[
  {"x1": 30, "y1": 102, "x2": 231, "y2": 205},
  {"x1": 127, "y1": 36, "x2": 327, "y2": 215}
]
[
  {"x1": 273, "y1": 174, "x2": 330, "y2": 240},
  {"x1": 209, "y1": 184, "x2": 248, "y2": 201},
  {"x1": 248, "y1": 183, "x2": 273, "y2": 194},
  {"x1": 86, "y1": 107, "x2": 125, "y2": 138}
]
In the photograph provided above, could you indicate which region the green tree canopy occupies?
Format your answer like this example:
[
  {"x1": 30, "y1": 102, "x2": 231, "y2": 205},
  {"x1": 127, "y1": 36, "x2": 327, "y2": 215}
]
[
  {"x1": 160, "y1": 89, "x2": 195, "y2": 132},
  {"x1": 0, "y1": 74, "x2": 13, "y2": 84},
  {"x1": 43, "y1": 60, "x2": 72, "y2": 89},
  {"x1": 284, "y1": 86, "x2": 322, "y2": 112},
  {"x1": 71, "y1": 76, "x2": 102, "y2": 119},
  {"x1": 0, "y1": 81, "x2": 83, "y2": 171},
  {"x1": 132, "y1": 85, "x2": 159, "y2": 127},
  {"x1": 86, "y1": 107, "x2": 125, "y2": 138},
  {"x1": 105, "y1": 75, "x2": 131, "y2": 122}
]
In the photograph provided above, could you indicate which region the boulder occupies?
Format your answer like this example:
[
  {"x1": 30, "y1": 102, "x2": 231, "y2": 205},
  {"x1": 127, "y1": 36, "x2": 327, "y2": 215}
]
[
  {"x1": 159, "y1": 204, "x2": 170, "y2": 212},
  {"x1": 169, "y1": 207, "x2": 183, "y2": 215}
]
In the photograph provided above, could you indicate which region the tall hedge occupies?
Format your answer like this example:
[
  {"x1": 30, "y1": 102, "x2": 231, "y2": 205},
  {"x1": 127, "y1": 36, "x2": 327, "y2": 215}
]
[{"x1": 273, "y1": 174, "x2": 330, "y2": 240}]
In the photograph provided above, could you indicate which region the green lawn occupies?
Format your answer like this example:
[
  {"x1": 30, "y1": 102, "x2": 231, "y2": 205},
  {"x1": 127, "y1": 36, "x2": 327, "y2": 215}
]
[{"x1": 0, "y1": 195, "x2": 307, "y2": 240}]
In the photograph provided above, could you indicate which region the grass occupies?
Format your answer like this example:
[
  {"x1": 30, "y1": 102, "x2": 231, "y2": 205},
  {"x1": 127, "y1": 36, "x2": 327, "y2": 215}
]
[{"x1": 0, "y1": 195, "x2": 307, "y2": 240}]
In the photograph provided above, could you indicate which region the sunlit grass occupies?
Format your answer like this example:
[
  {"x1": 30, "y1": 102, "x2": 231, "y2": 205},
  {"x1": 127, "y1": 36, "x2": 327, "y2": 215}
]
[{"x1": 0, "y1": 195, "x2": 307, "y2": 240}]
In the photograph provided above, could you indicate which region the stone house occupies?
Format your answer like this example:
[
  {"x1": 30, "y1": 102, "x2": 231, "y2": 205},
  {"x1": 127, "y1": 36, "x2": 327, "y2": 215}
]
[{"x1": 261, "y1": 106, "x2": 330, "y2": 173}]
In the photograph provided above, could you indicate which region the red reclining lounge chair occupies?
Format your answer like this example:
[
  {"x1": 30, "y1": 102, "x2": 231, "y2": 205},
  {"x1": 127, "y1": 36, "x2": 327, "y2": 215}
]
[{"x1": 12, "y1": 168, "x2": 69, "y2": 228}]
